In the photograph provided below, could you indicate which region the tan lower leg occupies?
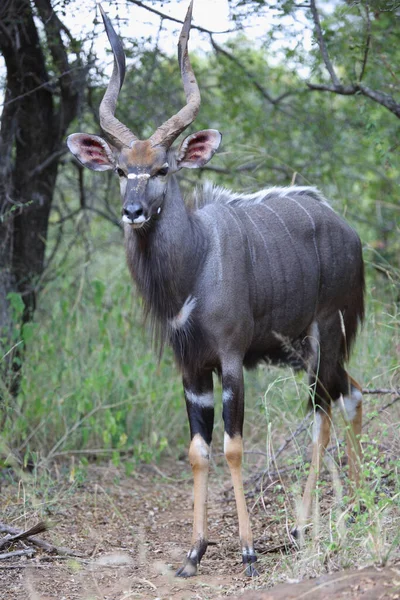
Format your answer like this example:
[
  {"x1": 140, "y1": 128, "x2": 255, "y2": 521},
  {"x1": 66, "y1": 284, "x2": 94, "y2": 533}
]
[
  {"x1": 188, "y1": 434, "x2": 210, "y2": 548},
  {"x1": 298, "y1": 407, "x2": 331, "y2": 530},
  {"x1": 224, "y1": 434, "x2": 254, "y2": 551}
]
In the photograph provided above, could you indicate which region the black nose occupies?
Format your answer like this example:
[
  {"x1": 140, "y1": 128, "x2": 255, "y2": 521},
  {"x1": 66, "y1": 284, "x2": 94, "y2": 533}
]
[{"x1": 123, "y1": 203, "x2": 143, "y2": 221}]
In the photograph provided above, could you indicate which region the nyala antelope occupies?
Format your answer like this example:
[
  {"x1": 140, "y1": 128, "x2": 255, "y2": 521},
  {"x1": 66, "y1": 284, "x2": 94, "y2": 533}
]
[{"x1": 67, "y1": 1, "x2": 365, "y2": 577}]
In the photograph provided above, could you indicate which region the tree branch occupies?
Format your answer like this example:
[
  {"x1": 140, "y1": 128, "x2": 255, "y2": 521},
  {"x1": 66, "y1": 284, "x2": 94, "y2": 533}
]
[
  {"x1": 28, "y1": 149, "x2": 67, "y2": 179},
  {"x1": 126, "y1": 0, "x2": 236, "y2": 35},
  {"x1": 309, "y1": 0, "x2": 340, "y2": 87},
  {"x1": 308, "y1": 1, "x2": 400, "y2": 119},
  {"x1": 33, "y1": 0, "x2": 83, "y2": 136},
  {"x1": 210, "y1": 37, "x2": 295, "y2": 111},
  {"x1": 307, "y1": 81, "x2": 400, "y2": 119},
  {"x1": 358, "y1": 4, "x2": 371, "y2": 83}
]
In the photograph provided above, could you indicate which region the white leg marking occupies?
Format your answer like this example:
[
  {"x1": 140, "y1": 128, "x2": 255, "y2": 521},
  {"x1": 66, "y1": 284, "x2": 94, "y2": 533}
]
[
  {"x1": 185, "y1": 389, "x2": 214, "y2": 409},
  {"x1": 308, "y1": 321, "x2": 320, "y2": 355},
  {"x1": 170, "y1": 296, "x2": 197, "y2": 330},
  {"x1": 312, "y1": 411, "x2": 323, "y2": 443},
  {"x1": 223, "y1": 431, "x2": 233, "y2": 454},
  {"x1": 222, "y1": 388, "x2": 233, "y2": 404},
  {"x1": 341, "y1": 389, "x2": 362, "y2": 422},
  {"x1": 191, "y1": 434, "x2": 210, "y2": 459}
]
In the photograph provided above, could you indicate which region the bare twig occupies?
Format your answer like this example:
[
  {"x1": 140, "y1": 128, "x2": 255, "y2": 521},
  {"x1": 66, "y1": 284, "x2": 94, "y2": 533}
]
[
  {"x1": 44, "y1": 399, "x2": 131, "y2": 462},
  {"x1": 0, "y1": 67, "x2": 85, "y2": 109},
  {"x1": 28, "y1": 149, "x2": 67, "y2": 179},
  {"x1": 309, "y1": 0, "x2": 340, "y2": 87},
  {"x1": 307, "y1": 0, "x2": 400, "y2": 119},
  {"x1": 362, "y1": 388, "x2": 400, "y2": 395},
  {"x1": 210, "y1": 37, "x2": 277, "y2": 105},
  {"x1": 0, "y1": 522, "x2": 47, "y2": 550},
  {"x1": 363, "y1": 396, "x2": 400, "y2": 428},
  {"x1": 359, "y1": 4, "x2": 371, "y2": 82},
  {"x1": 309, "y1": 81, "x2": 400, "y2": 120},
  {"x1": 86, "y1": 206, "x2": 122, "y2": 228},
  {"x1": 274, "y1": 412, "x2": 312, "y2": 462},
  {"x1": 0, "y1": 548, "x2": 36, "y2": 560},
  {"x1": 0, "y1": 523, "x2": 85, "y2": 557},
  {"x1": 127, "y1": 0, "x2": 235, "y2": 35},
  {"x1": 0, "y1": 563, "x2": 48, "y2": 569}
]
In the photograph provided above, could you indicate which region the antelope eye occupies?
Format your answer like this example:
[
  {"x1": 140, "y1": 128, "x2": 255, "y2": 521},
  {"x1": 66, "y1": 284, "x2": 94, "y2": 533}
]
[
  {"x1": 156, "y1": 165, "x2": 169, "y2": 177},
  {"x1": 116, "y1": 167, "x2": 126, "y2": 177}
]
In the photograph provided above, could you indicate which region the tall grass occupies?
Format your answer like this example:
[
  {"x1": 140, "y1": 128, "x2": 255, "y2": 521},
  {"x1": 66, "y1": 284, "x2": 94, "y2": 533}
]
[{"x1": 1, "y1": 218, "x2": 398, "y2": 483}]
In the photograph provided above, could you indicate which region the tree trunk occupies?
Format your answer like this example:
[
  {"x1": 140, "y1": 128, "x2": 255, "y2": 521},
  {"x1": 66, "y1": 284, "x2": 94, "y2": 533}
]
[{"x1": 0, "y1": 0, "x2": 81, "y2": 392}]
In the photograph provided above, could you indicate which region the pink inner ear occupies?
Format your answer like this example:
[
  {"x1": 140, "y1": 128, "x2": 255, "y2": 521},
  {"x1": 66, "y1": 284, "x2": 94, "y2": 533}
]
[
  {"x1": 80, "y1": 139, "x2": 109, "y2": 163},
  {"x1": 84, "y1": 147, "x2": 110, "y2": 164},
  {"x1": 67, "y1": 133, "x2": 115, "y2": 171},
  {"x1": 177, "y1": 130, "x2": 222, "y2": 168},
  {"x1": 186, "y1": 142, "x2": 206, "y2": 161}
]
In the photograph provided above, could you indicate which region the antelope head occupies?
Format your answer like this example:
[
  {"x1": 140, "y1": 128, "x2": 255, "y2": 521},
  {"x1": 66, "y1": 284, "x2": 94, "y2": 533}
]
[{"x1": 67, "y1": 2, "x2": 221, "y2": 229}]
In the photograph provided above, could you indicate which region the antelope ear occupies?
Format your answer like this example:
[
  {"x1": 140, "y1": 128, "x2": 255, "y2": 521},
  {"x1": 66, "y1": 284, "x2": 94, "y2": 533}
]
[
  {"x1": 175, "y1": 129, "x2": 222, "y2": 169},
  {"x1": 67, "y1": 133, "x2": 116, "y2": 171}
]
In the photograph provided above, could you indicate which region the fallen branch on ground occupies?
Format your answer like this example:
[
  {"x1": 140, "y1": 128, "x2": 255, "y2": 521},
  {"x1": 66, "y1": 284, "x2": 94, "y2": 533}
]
[
  {"x1": 0, "y1": 521, "x2": 85, "y2": 560},
  {"x1": 362, "y1": 388, "x2": 400, "y2": 395},
  {"x1": 0, "y1": 521, "x2": 47, "y2": 550},
  {"x1": 0, "y1": 548, "x2": 36, "y2": 560}
]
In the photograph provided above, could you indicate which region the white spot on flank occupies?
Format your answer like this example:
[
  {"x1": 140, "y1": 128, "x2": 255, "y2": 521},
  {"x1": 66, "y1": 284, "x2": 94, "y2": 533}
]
[
  {"x1": 188, "y1": 548, "x2": 198, "y2": 559},
  {"x1": 127, "y1": 173, "x2": 150, "y2": 180},
  {"x1": 170, "y1": 296, "x2": 197, "y2": 330},
  {"x1": 312, "y1": 411, "x2": 322, "y2": 443},
  {"x1": 185, "y1": 390, "x2": 214, "y2": 408},
  {"x1": 340, "y1": 389, "x2": 362, "y2": 422}
]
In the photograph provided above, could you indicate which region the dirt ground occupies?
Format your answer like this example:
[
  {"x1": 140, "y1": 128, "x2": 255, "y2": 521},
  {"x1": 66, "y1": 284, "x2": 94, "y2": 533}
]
[{"x1": 1, "y1": 460, "x2": 399, "y2": 600}]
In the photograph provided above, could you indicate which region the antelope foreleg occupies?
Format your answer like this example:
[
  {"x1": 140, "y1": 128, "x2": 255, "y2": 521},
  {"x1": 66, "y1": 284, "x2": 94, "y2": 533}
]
[{"x1": 176, "y1": 374, "x2": 214, "y2": 577}]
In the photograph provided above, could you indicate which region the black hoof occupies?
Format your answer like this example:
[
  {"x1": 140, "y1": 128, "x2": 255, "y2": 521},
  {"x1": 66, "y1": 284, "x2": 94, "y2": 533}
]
[
  {"x1": 290, "y1": 527, "x2": 302, "y2": 547},
  {"x1": 245, "y1": 562, "x2": 259, "y2": 577},
  {"x1": 290, "y1": 524, "x2": 308, "y2": 546},
  {"x1": 175, "y1": 560, "x2": 197, "y2": 578},
  {"x1": 242, "y1": 549, "x2": 258, "y2": 577}
]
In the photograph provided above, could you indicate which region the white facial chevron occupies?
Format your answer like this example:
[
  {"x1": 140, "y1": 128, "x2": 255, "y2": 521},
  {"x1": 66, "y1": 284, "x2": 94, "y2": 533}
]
[{"x1": 127, "y1": 173, "x2": 150, "y2": 180}]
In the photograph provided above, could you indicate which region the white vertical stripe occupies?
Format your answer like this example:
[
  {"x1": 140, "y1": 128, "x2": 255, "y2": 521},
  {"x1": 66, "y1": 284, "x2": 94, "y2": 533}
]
[{"x1": 312, "y1": 411, "x2": 322, "y2": 443}]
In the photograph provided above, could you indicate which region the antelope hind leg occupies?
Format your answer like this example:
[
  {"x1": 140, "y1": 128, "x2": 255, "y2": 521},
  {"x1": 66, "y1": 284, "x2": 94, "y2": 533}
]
[
  {"x1": 222, "y1": 363, "x2": 258, "y2": 576},
  {"x1": 291, "y1": 406, "x2": 332, "y2": 540}
]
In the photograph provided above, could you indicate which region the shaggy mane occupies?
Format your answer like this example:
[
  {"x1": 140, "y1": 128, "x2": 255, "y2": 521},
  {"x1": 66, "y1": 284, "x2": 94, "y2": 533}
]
[{"x1": 191, "y1": 182, "x2": 332, "y2": 210}]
